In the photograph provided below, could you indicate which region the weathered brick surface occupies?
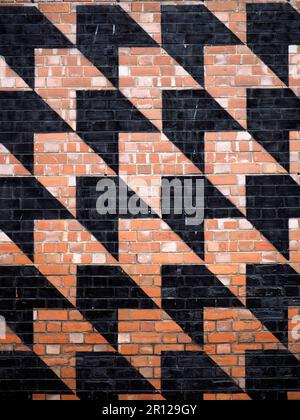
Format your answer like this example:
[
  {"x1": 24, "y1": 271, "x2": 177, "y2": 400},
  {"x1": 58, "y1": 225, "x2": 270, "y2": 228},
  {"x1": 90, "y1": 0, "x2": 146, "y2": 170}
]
[{"x1": 0, "y1": 0, "x2": 299, "y2": 401}]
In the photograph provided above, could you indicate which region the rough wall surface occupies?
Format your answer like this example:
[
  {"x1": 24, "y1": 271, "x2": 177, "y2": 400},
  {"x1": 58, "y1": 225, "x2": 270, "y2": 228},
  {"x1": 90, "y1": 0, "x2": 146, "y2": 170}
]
[{"x1": 0, "y1": 0, "x2": 300, "y2": 401}]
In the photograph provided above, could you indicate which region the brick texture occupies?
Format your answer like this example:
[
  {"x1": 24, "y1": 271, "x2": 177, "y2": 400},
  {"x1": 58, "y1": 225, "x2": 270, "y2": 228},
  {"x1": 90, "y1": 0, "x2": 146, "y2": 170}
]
[{"x1": 0, "y1": 0, "x2": 299, "y2": 401}]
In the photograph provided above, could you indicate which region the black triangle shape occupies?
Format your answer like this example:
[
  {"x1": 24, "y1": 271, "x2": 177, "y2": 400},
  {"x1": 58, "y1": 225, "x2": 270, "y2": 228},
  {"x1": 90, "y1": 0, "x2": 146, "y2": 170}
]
[
  {"x1": 77, "y1": 176, "x2": 158, "y2": 261},
  {"x1": 246, "y1": 350, "x2": 300, "y2": 400},
  {"x1": 161, "y1": 176, "x2": 244, "y2": 261},
  {"x1": 2, "y1": 50, "x2": 34, "y2": 90},
  {"x1": 77, "y1": 90, "x2": 159, "y2": 175},
  {"x1": 0, "y1": 91, "x2": 72, "y2": 173},
  {"x1": 76, "y1": 177, "x2": 119, "y2": 259},
  {"x1": 0, "y1": 350, "x2": 72, "y2": 399},
  {"x1": 0, "y1": 177, "x2": 74, "y2": 261},
  {"x1": 246, "y1": 175, "x2": 300, "y2": 260},
  {"x1": 163, "y1": 89, "x2": 244, "y2": 132},
  {"x1": 162, "y1": 4, "x2": 242, "y2": 86},
  {"x1": 162, "y1": 213, "x2": 204, "y2": 260},
  {"x1": 247, "y1": 264, "x2": 300, "y2": 347},
  {"x1": 162, "y1": 351, "x2": 244, "y2": 400},
  {"x1": 164, "y1": 132, "x2": 205, "y2": 173},
  {"x1": 205, "y1": 178, "x2": 245, "y2": 219},
  {"x1": 248, "y1": 130, "x2": 290, "y2": 173},
  {"x1": 250, "y1": 309, "x2": 288, "y2": 348},
  {"x1": 77, "y1": 265, "x2": 158, "y2": 350},
  {"x1": 162, "y1": 265, "x2": 243, "y2": 346},
  {"x1": 247, "y1": 88, "x2": 300, "y2": 172},
  {"x1": 247, "y1": 3, "x2": 300, "y2": 86},
  {"x1": 76, "y1": 351, "x2": 157, "y2": 400},
  {"x1": 0, "y1": 7, "x2": 73, "y2": 88},
  {"x1": 163, "y1": 90, "x2": 244, "y2": 173},
  {"x1": 0, "y1": 265, "x2": 73, "y2": 346},
  {"x1": 161, "y1": 176, "x2": 205, "y2": 259},
  {"x1": 6, "y1": 221, "x2": 35, "y2": 263},
  {"x1": 77, "y1": 5, "x2": 159, "y2": 88},
  {"x1": 245, "y1": 214, "x2": 289, "y2": 260}
]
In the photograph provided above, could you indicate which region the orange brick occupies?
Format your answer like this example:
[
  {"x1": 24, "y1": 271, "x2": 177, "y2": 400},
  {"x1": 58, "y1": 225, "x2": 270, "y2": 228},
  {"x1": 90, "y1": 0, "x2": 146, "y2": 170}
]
[
  {"x1": 38, "y1": 310, "x2": 69, "y2": 321},
  {"x1": 208, "y1": 333, "x2": 237, "y2": 344},
  {"x1": 39, "y1": 4, "x2": 70, "y2": 13},
  {"x1": 62, "y1": 322, "x2": 91, "y2": 333},
  {"x1": 38, "y1": 334, "x2": 69, "y2": 344}
]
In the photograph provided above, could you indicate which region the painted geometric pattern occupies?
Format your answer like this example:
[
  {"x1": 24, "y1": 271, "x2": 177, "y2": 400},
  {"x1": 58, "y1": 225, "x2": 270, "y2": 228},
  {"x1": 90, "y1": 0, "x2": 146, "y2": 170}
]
[{"x1": 0, "y1": 0, "x2": 299, "y2": 401}]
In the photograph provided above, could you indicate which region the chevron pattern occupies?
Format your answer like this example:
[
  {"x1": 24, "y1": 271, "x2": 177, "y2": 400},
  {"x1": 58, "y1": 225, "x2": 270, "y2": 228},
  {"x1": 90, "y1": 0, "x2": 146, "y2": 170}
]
[{"x1": 0, "y1": 1, "x2": 300, "y2": 401}]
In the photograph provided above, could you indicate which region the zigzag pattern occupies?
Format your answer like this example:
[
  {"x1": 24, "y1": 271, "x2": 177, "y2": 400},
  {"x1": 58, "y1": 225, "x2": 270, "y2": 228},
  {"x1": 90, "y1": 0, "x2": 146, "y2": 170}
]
[{"x1": 0, "y1": 1, "x2": 300, "y2": 401}]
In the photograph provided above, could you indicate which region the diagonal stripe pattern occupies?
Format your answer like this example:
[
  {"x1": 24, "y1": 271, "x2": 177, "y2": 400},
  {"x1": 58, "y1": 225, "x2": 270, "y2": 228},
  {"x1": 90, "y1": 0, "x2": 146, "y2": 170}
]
[{"x1": 0, "y1": 1, "x2": 299, "y2": 401}]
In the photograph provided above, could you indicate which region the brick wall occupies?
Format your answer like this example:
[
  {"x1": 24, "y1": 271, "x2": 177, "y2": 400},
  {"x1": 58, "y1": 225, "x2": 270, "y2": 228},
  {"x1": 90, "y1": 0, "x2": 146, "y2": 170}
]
[{"x1": 0, "y1": 0, "x2": 299, "y2": 401}]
